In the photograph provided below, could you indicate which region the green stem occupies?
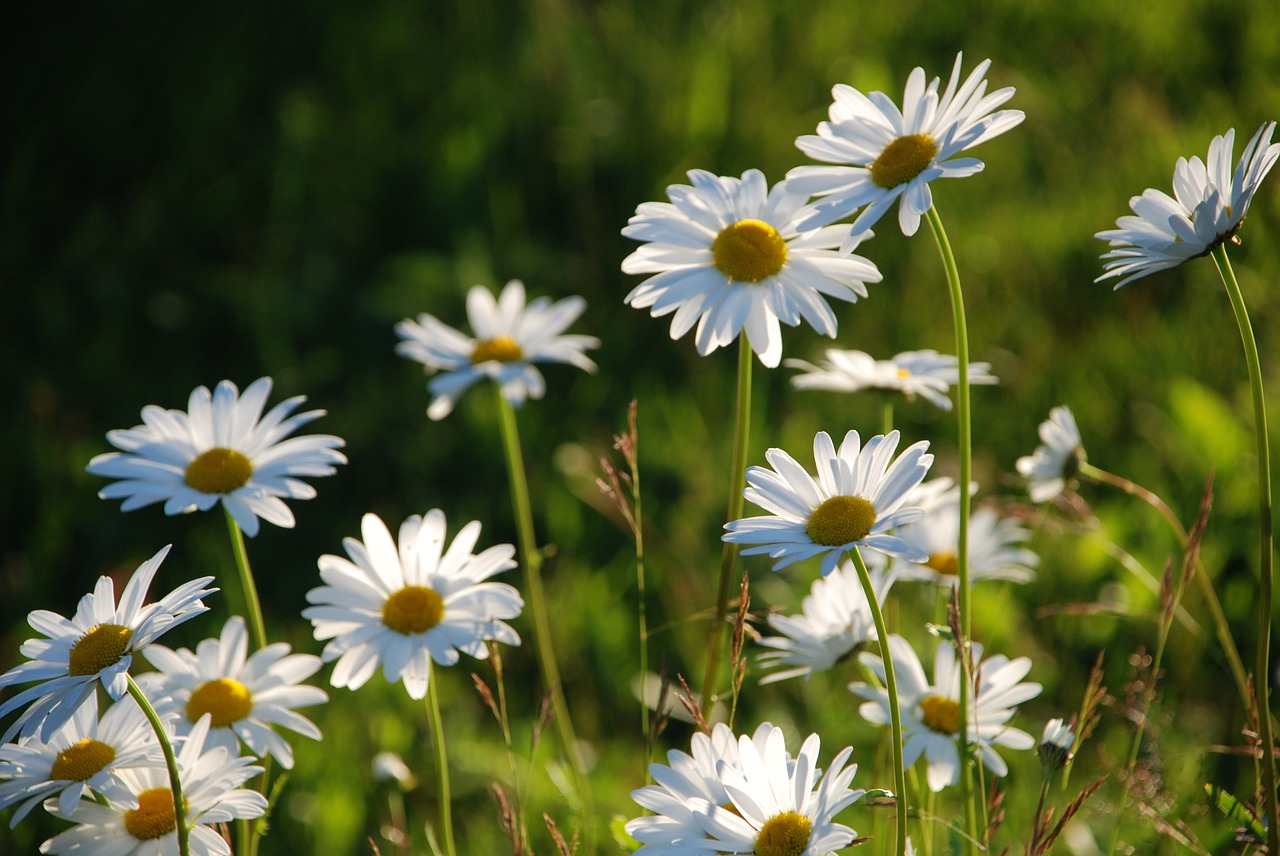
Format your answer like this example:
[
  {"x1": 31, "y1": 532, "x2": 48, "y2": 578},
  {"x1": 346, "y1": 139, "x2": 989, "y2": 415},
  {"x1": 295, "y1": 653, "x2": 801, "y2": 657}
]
[
  {"x1": 702, "y1": 337, "x2": 753, "y2": 720},
  {"x1": 426, "y1": 665, "x2": 456, "y2": 856},
  {"x1": 127, "y1": 675, "x2": 190, "y2": 856},
  {"x1": 882, "y1": 397, "x2": 895, "y2": 435},
  {"x1": 626, "y1": 410, "x2": 652, "y2": 771}
]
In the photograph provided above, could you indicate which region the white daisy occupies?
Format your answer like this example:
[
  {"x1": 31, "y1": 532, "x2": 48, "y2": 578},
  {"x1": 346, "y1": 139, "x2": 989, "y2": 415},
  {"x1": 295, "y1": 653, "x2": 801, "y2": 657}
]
[
  {"x1": 136, "y1": 616, "x2": 327, "y2": 769},
  {"x1": 395, "y1": 279, "x2": 599, "y2": 420},
  {"x1": 891, "y1": 500, "x2": 1037, "y2": 587},
  {"x1": 0, "y1": 694, "x2": 160, "y2": 827},
  {"x1": 39, "y1": 715, "x2": 267, "y2": 856},
  {"x1": 0, "y1": 547, "x2": 215, "y2": 742},
  {"x1": 303, "y1": 510, "x2": 523, "y2": 700},
  {"x1": 850, "y1": 635, "x2": 1041, "y2": 792},
  {"x1": 757, "y1": 561, "x2": 894, "y2": 683},
  {"x1": 787, "y1": 348, "x2": 997, "y2": 411},
  {"x1": 1096, "y1": 122, "x2": 1280, "y2": 288},
  {"x1": 621, "y1": 168, "x2": 882, "y2": 367},
  {"x1": 723, "y1": 429, "x2": 934, "y2": 576},
  {"x1": 1015, "y1": 405, "x2": 1085, "y2": 503},
  {"x1": 86, "y1": 377, "x2": 347, "y2": 537},
  {"x1": 1037, "y1": 717, "x2": 1075, "y2": 771},
  {"x1": 788, "y1": 53, "x2": 1024, "y2": 241}
]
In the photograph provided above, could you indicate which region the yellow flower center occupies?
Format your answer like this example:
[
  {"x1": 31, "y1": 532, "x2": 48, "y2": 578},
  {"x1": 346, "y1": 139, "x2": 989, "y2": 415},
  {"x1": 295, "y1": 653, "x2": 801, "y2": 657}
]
[
  {"x1": 806, "y1": 496, "x2": 877, "y2": 546},
  {"x1": 50, "y1": 738, "x2": 116, "y2": 782},
  {"x1": 896, "y1": 367, "x2": 912, "y2": 378},
  {"x1": 925, "y1": 551, "x2": 959, "y2": 576},
  {"x1": 920, "y1": 694, "x2": 960, "y2": 735},
  {"x1": 755, "y1": 810, "x2": 813, "y2": 856},
  {"x1": 187, "y1": 678, "x2": 254, "y2": 728},
  {"x1": 471, "y1": 335, "x2": 524, "y2": 364},
  {"x1": 382, "y1": 586, "x2": 445, "y2": 635},
  {"x1": 125, "y1": 787, "x2": 183, "y2": 840},
  {"x1": 870, "y1": 133, "x2": 938, "y2": 189},
  {"x1": 184, "y1": 447, "x2": 254, "y2": 494},
  {"x1": 712, "y1": 219, "x2": 788, "y2": 282},
  {"x1": 68, "y1": 624, "x2": 134, "y2": 677}
]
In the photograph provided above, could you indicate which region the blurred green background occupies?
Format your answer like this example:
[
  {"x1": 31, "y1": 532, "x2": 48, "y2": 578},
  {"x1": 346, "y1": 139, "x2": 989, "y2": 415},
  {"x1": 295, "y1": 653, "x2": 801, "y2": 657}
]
[{"x1": 4, "y1": 1, "x2": 1280, "y2": 853}]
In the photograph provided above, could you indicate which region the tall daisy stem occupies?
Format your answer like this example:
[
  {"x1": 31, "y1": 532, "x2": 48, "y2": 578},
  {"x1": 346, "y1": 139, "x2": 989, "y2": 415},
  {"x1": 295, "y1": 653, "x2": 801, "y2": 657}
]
[
  {"x1": 426, "y1": 665, "x2": 456, "y2": 856},
  {"x1": 126, "y1": 675, "x2": 190, "y2": 856},
  {"x1": 223, "y1": 509, "x2": 268, "y2": 652}
]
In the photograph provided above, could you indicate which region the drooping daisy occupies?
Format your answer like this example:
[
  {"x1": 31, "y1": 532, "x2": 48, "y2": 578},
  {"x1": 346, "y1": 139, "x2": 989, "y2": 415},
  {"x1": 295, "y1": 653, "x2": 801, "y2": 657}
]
[
  {"x1": 0, "y1": 547, "x2": 215, "y2": 742},
  {"x1": 788, "y1": 53, "x2": 1025, "y2": 241},
  {"x1": 395, "y1": 279, "x2": 599, "y2": 421},
  {"x1": 891, "y1": 500, "x2": 1037, "y2": 587},
  {"x1": 757, "y1": 561, "x2": 894, "y2": 683},
  {"x1": 1096, "y1": 122, "x2": 1280, "y2": 288},
  {"x1": 1037, "y1": 717, "x2": 1075, "y2": 771},
  {"x1": 621, "y1": 168, "x2": 882, "y2": 367},
  {"x1": 787, "y1": 348, "x2": 997, "y2": 411},
  {"x1": 303, "y1": 510, "x2": 523, "y2": 700},
  {"x1": 723, "y1": 429, "x2": 934, "y2": 576},
  {"x1": 86, "y1": 377, "x2": 347, "y2": 537},
  {"x1": 136, "y1": 616, "x2": 326, "y2": 769},
  {"x1": 39, "y1": 715, "x2": 267, "y2": 856},
  {"x1": 850, "y1": 635, "x2": 1041, "y2": 792},
  {"x1": 1015, "y1": 405, "x2": 1085, "y2": 503}
]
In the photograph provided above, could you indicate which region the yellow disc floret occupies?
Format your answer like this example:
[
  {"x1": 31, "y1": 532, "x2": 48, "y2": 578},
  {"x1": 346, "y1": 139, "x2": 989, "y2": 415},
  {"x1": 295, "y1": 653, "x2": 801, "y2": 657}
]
[
  {"x1": 471, "y1": 335, "x2": 524, "y2": 364},
  {"x1": 755, "y1": 810, "x2": 814, "y2": 856},
  {"x1": 920, "y1": 694, "x2": 961, "y2": 735},
  {"x1": 806, "y1": 496, "x2": 877, "y2": 546},
  {"x1": 870, "y1": 133, "x2": 938, "y2": 189},
  {"x1": 712, "y1": 219, "x2": 788, "y2": 282},
  {"x1": 124, "y1": 787, "x2": 182, "y2": 840},
  {"x1": 68, "y1": 624, "x2": 134, "y2": 677},
  {"x1": 50, "y1": 738, "x2": 116, "y2": 782},
  {"x1": 382, "y1": 586, "x2": 446, "y2": 635},
  {"x1": 925, "y1": 551, "x2": 959, "y2": 576},
  {"x1": 187, "y1": 677, "x2": 254, "y2": 728},
  {"x1": 185, "y1": 448, "x2": 254, "y2": 494}
]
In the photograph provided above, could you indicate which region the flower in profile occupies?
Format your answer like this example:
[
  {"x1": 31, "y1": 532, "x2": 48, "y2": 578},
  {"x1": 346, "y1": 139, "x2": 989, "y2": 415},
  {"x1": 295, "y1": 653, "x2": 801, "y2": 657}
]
[
  {"x1": 303, "y1": 510, "x2": 523, "y2": 700},
  {"x1": 136, "y1": 616, "x2": 327, "y2": 770},
  {"x1": 1096, "y1": 122, "x2": 1280, "y2": 288},
  {"x1": 757, "y1": 561, "x2": 894, "y2": 683},
  {"x1": 787, "y1": 348, "x2": 997, "y2": 411},
  {"x1": 850, "y1": 635, "x2": 1041, "y2": 791},
  {"x1": 724, "y1": 429, "x2": 934, "y2": 576},
  {"x1": 788, "y1": 53, "x2": 1024, "y2": 241},
  {"x1": 395, "y1": 279, "x2": 599, "y2": 420},
  {"x1": 1038, "y1": 717, "x2": 1075, "y2": 771},
  {"x1": 621, "y1": 168, "x2": 882, "y2": 367},
  {"x1": 86, "y1": 377, "x2": 347, "y2": 537},
  {"x1": 0, "y1": 547, "x2": 214, "y2": 742},
  {"x1": 891, "y1": 499, "x2": 1037, "y2": 587},
  {"x1": 1016, "y1": 405, "x2": 1085, "y2": 503}
]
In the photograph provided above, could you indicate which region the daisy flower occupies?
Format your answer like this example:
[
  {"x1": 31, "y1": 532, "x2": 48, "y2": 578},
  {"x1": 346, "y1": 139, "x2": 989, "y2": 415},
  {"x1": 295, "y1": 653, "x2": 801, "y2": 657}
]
[
  {"x1": 1038, "y1": 717, "x2": 1075, "y2": 771},
  {"x1": 86, "y1": 377, "x2": 347, "y2": 537},
  {"x1": 395, "y1": 279, "x2": 599, "y2": 420},
  {"x1": 891, "y1": 500, "x2": 1037, "y2": 587},
  {"x1": 787, "y1": 348, "x2": 997, "y2": 411},
  {"x1": 39, "y1": 715, "x2": 267, "y2": 856},
  {"x1": 136, "y1": 616, "x2": 327, "y2": 769},
  {"x1": 0, "y1": 547, "x2": 215, "y2": 742},
  {"x1": 1015, "y1": 405, "x2": 1085, "y2": 503},
  {"x1": 723, "y1": 429, "x2": 934, "y2": 576},
  {"x1": 850, "y1": 635, "x2": 1041, "y2": 792},
  {"x1": 1096, "y1": 122, "x2": 1280, "y2": 288},
  {"x1": 621, "y1": 168, "x2": 882, "y2": 367},
  {"x1": 303, "y1": 510, "x2": 523, "y2": 700},
  {"x1": 0, "y1": 694, "x2": 160, "y2": 827},
  {"x1": 788, "y1": 53, "x2": 1025, "y2": 240},
  {"x1": 757, "y1": 561, "x2": 894, "y2": 683}
]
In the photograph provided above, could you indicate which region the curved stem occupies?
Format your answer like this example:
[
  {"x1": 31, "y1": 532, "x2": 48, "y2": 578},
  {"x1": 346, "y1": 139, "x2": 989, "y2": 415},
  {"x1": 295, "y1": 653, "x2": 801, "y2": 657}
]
[
  {"x1": 127, "y1": 675, "x2": 190, "y2": 856},
  {"x1": 426, "y1": 665, "x2": 456, "y2": 856}
]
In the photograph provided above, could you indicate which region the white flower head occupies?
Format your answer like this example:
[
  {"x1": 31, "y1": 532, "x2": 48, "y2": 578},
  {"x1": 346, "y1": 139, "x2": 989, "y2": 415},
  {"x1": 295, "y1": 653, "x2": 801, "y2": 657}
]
[
  {"x1": 86, "y1": 377, "x2": 347, "y2": 537},
  {"x1": 303, "y1": 510, "x2": 523, "y2": 700},
  {"x1": 621, "y1": 168, "x2": 882, "y2": 367},
  {"x1": 1096, "y1": 122, "x2": 1280, "y2": 288},
  {"x1": 0, "y1": 547, "x2": 215, "y2": 742},
  {"x1": 787, "y1": 348, "x2": 997, "y2": 411},
  {"x1": 724, "y1": 429, "x2": 934, "y2": 576},
  {"x1": 789, "y1": 52, "x2": 1024, "y2": 242},
  {"x1": 395, "y1": 279, "x2": 599, "y2": 420},
  {"x1": 1016, "y1": 405, "x2": 1084, "y2": 503},
  {"x1": 1038, "y1": 717, "x2": 1075, "y2": 771},
  {"x1": 891, "y1": 500, "x2": 1037, "y2": 587}
]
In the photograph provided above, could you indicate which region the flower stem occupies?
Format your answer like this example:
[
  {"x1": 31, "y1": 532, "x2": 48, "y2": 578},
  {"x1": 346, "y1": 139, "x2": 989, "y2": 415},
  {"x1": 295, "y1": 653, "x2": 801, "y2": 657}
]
[
  {"x1": 223, "y1": 509, "x2": 268, "y2": 652},
  {"x1": 127, "y1": 675, "x2": 189, "y2": 856},
  {"x1": 426, "y1": 664, "x2": 456, "y2": 856}
]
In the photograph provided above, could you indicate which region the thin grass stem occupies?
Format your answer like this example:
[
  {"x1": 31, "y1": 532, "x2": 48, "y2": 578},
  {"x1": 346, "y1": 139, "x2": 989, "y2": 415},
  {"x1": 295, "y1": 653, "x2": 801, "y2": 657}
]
[{"x1": 426, "y1": 665, "x2": 456, "y2": 856}]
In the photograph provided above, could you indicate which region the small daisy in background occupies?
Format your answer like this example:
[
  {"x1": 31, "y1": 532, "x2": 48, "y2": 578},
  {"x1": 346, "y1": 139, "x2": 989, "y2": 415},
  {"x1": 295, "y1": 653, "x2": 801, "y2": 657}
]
[
  {"x1": 395, "y1": 279, "x2": 599, "y2": 420},
  {"x1": 1016, "y1": 405, "x2": 1085, "y2": 503},
  {"x1": 621, "y1": 168, "x2": 882, "y2": 367},
  {"x1": 788, "y1": 348, "x2": 997, "y2": 411},
  {"x1": 86, "y1": 377, "x2": 347, "y2": 537},
  {"x1": 136, "y1": 616, "x2": 327, "y2": 769},
  {"x1": 1038, "y1": 717, "x2": 1076, "y2": 771},
  {"x1": 723, "y1": 429, "x2": 934, "y2": 576},
  {"x1": 891, "y1": 498, "x2": 1037, "y2": 588},
  {"x1": 789, "y1": 52, "x2": 1025, "y2": 241},
  {"x1": 303, "y1": 510, "x2": 523, "y2": 700}
]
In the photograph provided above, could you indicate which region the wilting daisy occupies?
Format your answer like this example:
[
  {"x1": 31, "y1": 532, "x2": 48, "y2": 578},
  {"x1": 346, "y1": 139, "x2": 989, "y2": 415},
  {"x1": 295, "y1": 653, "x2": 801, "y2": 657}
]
[
  {"x1": 850, "y1": 635, "x2": 1041, "y2": 791},
  {"x1": 1038, "y1": 717, "x2": 1076, "y2": 771},
  {"x1": 136, "y1": 616, "x2": 327, "y2": 769},
  {"x1": 303, "y1": 510, "x2": 523, "y2": 700},
  {"x1": 724, "y1": 429, "x2": 933, "y2": 576},
  {"x1": 621, "y1": 168, "x2": 882, "y2": 367},
  {"x1": 891, "y1": 500, "x2": 1037, "y2": 587},
  {"x1": 39, "y1": 715, "x2": 267, "y2": 856},
  {"x1": 86, "y1": 377, "x2": 347, "y2": 537},
  {"x1": 757, "y1": 561, "x2": 894, "y2": 683},
  {"x1": 787, "y1": 348, "x2": 997, "y2": 411},
  {"x1": 1096, "y1": 122, "x2": 1280, "y2": 288},
  {"x1": 395, "y1": 279, "x2": 599, "y2": 420},
  {"x1": 1016, "y1": 405, "x2": 1085, "y2": 503},
  {"x1": 788, "y1": 53, "x2": 1025, "y2": 240},
  {"x1": 0, "y1": 547, "x2": 214, "y2": 742}
]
